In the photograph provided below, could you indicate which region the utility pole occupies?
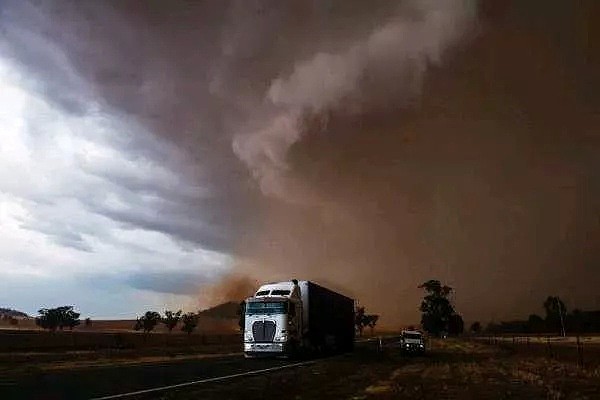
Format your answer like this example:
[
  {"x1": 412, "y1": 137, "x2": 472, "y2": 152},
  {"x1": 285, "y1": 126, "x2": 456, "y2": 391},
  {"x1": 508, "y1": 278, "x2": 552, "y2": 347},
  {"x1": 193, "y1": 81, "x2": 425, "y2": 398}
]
[{"x1": 557, "y1": 297, "x2": 566, "y2": 337}]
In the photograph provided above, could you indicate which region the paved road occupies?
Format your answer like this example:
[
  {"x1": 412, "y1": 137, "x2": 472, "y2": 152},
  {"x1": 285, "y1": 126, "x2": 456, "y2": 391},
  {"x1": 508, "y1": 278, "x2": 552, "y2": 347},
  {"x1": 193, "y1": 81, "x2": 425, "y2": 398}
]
[
  {"x1": 0, "y1": 354, "x2": 290, "y2": 400},
  {"x1": 0, "y1": 338, "x2": 395, "y2": 400}
]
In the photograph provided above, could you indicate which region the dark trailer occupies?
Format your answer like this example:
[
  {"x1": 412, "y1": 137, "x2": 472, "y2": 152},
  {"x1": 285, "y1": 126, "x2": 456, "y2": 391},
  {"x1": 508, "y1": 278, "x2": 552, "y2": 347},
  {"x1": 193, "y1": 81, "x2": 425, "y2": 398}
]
[{"x1": 304, "y1": 281, "x2": 355, "y2": 352}]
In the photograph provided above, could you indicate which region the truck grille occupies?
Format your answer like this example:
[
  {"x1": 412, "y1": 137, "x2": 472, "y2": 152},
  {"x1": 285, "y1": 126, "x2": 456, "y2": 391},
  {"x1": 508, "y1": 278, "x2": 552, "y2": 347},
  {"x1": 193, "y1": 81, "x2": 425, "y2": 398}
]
[{"x1": 252, "y1": 321, "x2": 276, "y2": 342}]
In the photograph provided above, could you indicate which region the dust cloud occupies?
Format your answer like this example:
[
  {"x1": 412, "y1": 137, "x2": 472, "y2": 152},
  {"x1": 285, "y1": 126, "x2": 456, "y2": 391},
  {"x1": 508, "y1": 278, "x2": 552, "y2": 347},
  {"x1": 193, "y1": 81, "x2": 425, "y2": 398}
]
[
  {"x1": 231, "y1": 0, "x2": 600, "y2": 327},
  {"x1": 231, "y1": 1, "x2": 477, "y2": 200},
  {"x1": 198, "y1": 274, "x2": 259, "y2": 309}
]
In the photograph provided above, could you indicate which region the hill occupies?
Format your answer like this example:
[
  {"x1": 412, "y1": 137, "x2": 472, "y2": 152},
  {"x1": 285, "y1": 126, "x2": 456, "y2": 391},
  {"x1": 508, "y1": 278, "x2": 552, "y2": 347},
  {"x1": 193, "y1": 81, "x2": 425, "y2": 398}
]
[
  {"x1": 198, "y1": 301, "x2": 241, "y2": 319},
  {"x1": 0, "y1": 308, "x2": 29, "y2": 319}
]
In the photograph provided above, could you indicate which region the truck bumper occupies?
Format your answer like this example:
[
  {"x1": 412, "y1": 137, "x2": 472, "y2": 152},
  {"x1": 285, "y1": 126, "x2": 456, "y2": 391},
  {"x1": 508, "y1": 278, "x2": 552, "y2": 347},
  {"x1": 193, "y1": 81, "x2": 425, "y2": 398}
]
[
  {"x1": 401, "y1": 344, "x2": 425, "y2": 354},
  {"x1": 244, "y1": 342, "x2": 286, "y2": 357}
]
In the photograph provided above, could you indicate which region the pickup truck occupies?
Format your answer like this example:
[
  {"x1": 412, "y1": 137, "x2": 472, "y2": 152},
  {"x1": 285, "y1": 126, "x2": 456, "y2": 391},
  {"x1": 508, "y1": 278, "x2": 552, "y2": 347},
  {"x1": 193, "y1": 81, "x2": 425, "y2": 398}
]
[{"x1": 400, "y1": 329, "x2": 425, "y2": 355}]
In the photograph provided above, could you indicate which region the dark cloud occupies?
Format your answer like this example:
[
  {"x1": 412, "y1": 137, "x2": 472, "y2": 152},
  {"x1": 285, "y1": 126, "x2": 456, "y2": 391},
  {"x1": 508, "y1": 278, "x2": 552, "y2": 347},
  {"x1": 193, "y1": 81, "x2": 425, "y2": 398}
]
[
  {"x1": 2, "y1": 0, "x2": 599, "y2": 324},
  {"x1": 125, "y1": 270, "x2": 214, "y2": 296}
]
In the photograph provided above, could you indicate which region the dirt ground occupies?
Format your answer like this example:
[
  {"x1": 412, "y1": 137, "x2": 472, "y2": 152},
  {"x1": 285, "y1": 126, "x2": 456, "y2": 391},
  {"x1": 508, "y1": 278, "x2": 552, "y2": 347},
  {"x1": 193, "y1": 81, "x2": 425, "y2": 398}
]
[{"x1": 156, "y1": 339, "x2": 600, "y2": 400}]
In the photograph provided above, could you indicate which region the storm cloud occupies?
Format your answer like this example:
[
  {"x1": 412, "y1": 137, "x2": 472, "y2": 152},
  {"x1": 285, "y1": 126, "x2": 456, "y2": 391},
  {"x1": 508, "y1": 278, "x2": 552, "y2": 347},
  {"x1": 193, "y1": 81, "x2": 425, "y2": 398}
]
[{"x1": 0, "y1": 0, "x2": 598, "y2": 324}]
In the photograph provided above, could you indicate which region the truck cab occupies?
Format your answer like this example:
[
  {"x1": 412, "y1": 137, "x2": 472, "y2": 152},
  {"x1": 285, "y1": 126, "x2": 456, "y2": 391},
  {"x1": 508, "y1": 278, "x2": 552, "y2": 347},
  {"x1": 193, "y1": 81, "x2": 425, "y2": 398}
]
[
  {"x1": 243, "y1": 281, "x2": 303, "y2": 357},
  {"x1": 400, "y1": 330, "x2": 425, "y2": 355},
  {"x1": 242, "y1": 279, "x2": 355, "y2": 358}
]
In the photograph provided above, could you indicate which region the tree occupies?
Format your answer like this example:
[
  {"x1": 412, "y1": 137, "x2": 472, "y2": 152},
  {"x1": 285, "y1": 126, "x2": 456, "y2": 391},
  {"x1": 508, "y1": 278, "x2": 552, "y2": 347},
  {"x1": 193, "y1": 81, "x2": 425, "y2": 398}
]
[
  {"x1": 419, "y1": 279, "x2": 455, "y2": 337},
  {"x1": 354, "y1": 307, "x2": 379, "y2": 336},
  {"x1": 61, "y1": 306, "x2": 81, "y2": 330},
  {"x1": 470, "y1": 321, "x2": 481, "y2": 333},
  {"x1": 36, "y1": 309, "x2": 59, "y2": 331},
  {"x1": 365, "y1": 314, "x2": 379, "y2": 335},
  {"x1": 181, "y1": 312, "x2": 199, "y2": 335},
  {"x1": 161, "y1": 310, "x2": 182, "y2": 333},
  {"x1": 355, "y1": 307, "x2": 366, "y2": 336},
  {"x1": 134, "y1": 319, "x2": 143, "y2": 331},
  {"x1": 448, "y1": 314, "x2": 464, "y2": 335},
  {"x1": 543, "y1": 296, "x2": 567, "y2": 336},
  {"x1": 134, "y1": 311, "x2": 161, "y2": 334},
  {"x1": 36, "y1": 306, "x2": 80, "y2": 331}
]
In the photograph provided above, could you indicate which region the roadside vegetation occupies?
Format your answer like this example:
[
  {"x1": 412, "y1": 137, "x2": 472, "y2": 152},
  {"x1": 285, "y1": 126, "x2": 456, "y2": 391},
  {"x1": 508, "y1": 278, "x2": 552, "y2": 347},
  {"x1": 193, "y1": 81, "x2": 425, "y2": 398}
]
[
  {"x1": 483, "y1": 296, "x2": 600, "y2": 336},
  {"x1": 355, "y1": 307, "x2": 380, "y2": 337}
]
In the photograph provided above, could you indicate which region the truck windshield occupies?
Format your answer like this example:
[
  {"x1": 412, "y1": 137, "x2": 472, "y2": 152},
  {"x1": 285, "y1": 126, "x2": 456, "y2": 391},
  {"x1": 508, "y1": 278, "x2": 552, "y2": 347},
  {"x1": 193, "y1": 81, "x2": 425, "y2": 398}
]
[{"x1": 246, "y1": 302, "x2": 288, "y2": 315}]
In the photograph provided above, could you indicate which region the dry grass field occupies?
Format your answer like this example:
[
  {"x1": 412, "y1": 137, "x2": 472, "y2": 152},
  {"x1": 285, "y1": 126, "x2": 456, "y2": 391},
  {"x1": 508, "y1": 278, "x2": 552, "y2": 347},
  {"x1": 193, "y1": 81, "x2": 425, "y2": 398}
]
[
  {"x1": 2, "y1": 337, "x2": 600, "y2": 399},
  {"x1": 159, "y1": 339, "x2": 600, "y2": 400}
]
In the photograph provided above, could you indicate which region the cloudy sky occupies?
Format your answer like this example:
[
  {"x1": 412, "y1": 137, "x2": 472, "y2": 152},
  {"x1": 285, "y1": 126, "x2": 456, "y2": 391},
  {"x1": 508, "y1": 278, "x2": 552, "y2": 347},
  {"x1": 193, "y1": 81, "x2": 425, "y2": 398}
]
[{"x1": 0, "y1": 0, "x2": 598, "y2": 324}]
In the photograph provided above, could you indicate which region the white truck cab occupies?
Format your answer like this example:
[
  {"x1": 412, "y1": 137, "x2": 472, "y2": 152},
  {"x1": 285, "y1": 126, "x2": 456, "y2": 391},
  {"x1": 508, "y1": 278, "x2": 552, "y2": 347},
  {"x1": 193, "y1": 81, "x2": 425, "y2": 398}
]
[{"x1": 243, "y1": 281, "x2": 303, "y2": 357}]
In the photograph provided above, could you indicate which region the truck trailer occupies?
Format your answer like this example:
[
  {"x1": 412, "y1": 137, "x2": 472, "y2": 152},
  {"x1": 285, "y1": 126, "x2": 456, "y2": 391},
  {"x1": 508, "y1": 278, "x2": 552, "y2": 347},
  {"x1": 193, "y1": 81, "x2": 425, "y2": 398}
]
[{"x1": 242, "y1": 280, "x2": 355, "y2": 358}]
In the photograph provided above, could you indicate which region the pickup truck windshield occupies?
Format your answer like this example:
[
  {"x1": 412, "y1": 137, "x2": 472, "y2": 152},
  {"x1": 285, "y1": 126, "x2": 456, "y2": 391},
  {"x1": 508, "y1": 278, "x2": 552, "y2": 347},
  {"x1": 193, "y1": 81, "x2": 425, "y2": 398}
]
[
  {"x1": 246, "y1": 302, "x2": 288, "y2": 315},
  {"x1": 403, "y1": 333, "x2": 422, "y2": 340}
]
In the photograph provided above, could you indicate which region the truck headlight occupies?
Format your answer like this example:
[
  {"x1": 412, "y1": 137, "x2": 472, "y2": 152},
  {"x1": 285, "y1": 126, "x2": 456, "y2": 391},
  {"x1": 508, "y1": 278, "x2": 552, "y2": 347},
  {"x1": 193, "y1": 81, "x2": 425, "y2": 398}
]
[
  {"x1": 244, "y1": 333, "x2": 254, "y2": 342},
  {"x1": 274, "y1": 333, "x2": 288, "y2": 342}
]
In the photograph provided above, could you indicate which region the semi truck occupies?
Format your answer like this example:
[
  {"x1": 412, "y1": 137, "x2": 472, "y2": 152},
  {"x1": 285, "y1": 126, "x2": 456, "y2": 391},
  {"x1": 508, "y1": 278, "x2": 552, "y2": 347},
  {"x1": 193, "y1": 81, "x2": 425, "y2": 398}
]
[{"x1": 242, "y1": 279, "x2": 355, "y2": 358}]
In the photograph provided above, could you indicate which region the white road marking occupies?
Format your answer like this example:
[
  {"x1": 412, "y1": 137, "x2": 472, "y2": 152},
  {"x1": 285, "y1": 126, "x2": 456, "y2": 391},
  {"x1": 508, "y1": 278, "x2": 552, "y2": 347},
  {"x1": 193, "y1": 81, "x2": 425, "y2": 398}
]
[{"x1": 89, "y1": 360, "x2": 316, "y2": 400}]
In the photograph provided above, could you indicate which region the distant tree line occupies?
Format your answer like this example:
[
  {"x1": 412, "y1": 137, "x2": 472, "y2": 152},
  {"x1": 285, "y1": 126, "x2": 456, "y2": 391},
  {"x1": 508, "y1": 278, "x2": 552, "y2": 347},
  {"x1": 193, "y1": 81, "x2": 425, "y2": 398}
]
[
  {"x1": 133, "y1": 309, "x2": 200, "y2": 335},
  {"x1": 32, "y1": 306, "x2": 201, "y2": 335},
  {"x1": 481, "y1": 296, "x2": 600, "y2": 335}
]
